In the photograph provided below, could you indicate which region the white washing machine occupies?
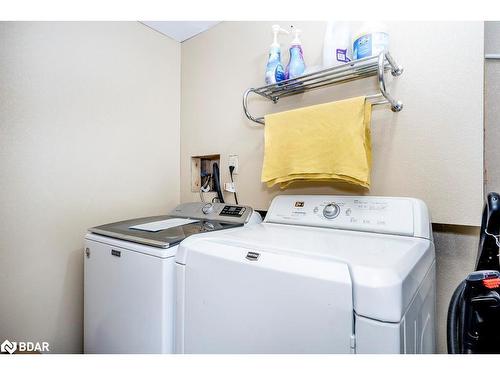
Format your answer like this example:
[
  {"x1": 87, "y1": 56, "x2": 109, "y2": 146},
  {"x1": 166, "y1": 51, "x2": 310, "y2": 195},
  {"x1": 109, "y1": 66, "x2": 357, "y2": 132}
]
[
  {"x1": 84, "y1": 202, "x2": 261, "y2": 354},
  {"x1": 175, "y1": 195, "x2": 436, "y2": 354}
]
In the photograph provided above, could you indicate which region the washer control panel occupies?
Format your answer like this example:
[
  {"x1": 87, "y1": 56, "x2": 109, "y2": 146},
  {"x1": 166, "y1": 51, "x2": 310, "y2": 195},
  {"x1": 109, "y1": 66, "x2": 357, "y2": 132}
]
[
  {"x1": 264, "y1": 195, "x2": 427, "y2": 237},
  {"x1": 170, "y1": 202, "x2": 253, "y2": 224},
  {"x1": 220, "y1": 205, "x2": 246, "y2": 217}
]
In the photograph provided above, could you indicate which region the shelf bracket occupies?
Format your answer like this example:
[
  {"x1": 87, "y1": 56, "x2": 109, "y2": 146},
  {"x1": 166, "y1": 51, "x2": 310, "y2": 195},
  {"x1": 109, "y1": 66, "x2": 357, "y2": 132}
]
[
  {"x1": 243, "y1": 88, "x2": 265, "y2": 125},
  {"x1": 379, "y1": 52, "x2": 404, "y2": 112}
]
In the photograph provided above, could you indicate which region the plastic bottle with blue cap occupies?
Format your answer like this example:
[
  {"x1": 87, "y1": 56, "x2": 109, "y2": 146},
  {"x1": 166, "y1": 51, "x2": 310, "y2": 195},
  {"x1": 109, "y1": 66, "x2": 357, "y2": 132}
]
[{"x1": 353, "y1": 22, "x2": 389, "y2": 60}]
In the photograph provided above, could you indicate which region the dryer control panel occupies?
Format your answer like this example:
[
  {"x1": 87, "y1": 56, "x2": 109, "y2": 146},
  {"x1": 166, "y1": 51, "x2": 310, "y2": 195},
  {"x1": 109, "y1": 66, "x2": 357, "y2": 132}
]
[{"x1": 264, "y1": 195, "x2": 431, "y2": 239}]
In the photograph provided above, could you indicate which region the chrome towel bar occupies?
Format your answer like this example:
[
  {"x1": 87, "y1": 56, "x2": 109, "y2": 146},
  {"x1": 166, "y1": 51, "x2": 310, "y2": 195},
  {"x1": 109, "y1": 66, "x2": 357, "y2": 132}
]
[
  {"x1": 243, "y1": 51, "x2": 404, "y2": 126},
  {"x1": 485, "y1": 54, "x2": 500, "y2": 59}
]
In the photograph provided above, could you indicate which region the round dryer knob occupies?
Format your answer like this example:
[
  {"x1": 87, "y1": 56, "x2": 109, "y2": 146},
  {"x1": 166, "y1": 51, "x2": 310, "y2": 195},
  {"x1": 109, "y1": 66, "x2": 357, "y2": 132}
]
[
  {"x1": 323, "y1": 203, "x2": 340, "y2": 219},
  {"x1": 202, "y1": 203, "x2": 214, "y2": 214}
]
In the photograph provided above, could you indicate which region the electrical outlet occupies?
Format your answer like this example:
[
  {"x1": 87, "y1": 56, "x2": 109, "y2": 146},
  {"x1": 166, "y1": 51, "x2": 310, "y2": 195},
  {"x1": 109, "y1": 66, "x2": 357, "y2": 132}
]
[
  {"x1": 228, "y1": 154, "x2": 239, "y2": 174},
  {"x1": 224, "y1": 182, "x2": 236, "y2": 193}
]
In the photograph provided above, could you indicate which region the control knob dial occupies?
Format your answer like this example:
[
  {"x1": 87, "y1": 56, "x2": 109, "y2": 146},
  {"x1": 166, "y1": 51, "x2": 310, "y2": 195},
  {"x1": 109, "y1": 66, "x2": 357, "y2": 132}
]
[
  {"x1": 202, "y1": 203, "x2": 214, "y2": 214},
  {"x1": 323, "y1": 203, "x2": 340, "y2": 219}
]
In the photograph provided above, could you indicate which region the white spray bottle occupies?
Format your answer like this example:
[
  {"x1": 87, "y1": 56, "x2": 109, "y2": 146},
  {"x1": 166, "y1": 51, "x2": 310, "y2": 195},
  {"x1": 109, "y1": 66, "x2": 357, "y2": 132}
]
[{"x1": 265, "y1": 25, "x2": 289, "y2": 84}]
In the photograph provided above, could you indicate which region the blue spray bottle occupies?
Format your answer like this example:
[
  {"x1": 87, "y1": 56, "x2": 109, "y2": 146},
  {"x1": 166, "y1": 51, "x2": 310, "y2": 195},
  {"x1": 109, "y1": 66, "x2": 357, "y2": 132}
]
[
  {"x1": 285, "y1": 28, "x2": 306, "y2": 79},
  {"x1": 265, "y1": 25, "x2": 289, "y2": 84}
]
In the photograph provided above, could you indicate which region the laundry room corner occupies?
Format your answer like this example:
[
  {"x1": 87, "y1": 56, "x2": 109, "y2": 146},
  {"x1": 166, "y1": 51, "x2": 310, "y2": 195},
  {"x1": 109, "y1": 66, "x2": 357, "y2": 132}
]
[{"x1": 2, "y1": 13, "x2": 500, "y2": 359}]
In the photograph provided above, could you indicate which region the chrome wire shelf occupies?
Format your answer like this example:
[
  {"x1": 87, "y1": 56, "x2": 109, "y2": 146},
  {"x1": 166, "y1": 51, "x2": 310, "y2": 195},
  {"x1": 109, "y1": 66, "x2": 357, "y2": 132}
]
[{"x1": 243, "y1": 51, "x2": 404, "y2": 125}]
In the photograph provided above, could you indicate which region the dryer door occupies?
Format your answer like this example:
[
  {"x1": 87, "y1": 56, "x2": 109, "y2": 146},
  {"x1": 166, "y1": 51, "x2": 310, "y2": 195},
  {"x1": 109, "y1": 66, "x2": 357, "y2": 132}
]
[{"x1": 180, "y1": 240, "x2": 353, "y2": 353}]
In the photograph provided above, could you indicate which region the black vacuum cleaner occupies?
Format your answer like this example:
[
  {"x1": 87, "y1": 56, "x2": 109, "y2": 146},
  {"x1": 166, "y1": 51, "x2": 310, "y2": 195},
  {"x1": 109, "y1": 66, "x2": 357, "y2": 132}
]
[{"x1": 447, "y1": 192, "x2": 500, "y2": 353}]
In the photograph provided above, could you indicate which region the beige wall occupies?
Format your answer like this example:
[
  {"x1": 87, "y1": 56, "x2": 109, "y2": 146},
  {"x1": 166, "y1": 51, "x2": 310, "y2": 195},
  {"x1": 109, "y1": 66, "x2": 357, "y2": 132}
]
[
  {"x1": 180, "y1": 21, "x2": 484, "y2": 226},
  {"x1": 485, "y1": 22, "x2": 500, "y2": 194},
  {"x1": 433, "y1": 224, "x2": 479, "y2": 353},
  {"x1": 0, "y1": 22, "x2": 181, "y2": 353}
]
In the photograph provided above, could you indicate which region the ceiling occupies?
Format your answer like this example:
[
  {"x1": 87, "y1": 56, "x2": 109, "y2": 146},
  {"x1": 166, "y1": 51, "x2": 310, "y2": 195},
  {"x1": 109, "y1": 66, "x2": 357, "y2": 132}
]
[{"x1": 141, "y1": 21, "x2": 221, "y2": 42}]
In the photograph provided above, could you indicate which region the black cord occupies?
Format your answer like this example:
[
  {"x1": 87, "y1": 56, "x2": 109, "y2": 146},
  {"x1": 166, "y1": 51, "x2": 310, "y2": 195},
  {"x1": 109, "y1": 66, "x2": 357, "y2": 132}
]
[
  {"x1": 212, "y1": 163, "x2": 224, "y2": 204},
  {"x1": 229, "y1": 166, "x2": 239, "y2": 205}
]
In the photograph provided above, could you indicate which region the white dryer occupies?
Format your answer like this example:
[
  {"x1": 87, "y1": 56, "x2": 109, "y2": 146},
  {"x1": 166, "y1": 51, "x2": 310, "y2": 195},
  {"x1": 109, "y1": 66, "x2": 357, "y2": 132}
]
[
  {"x1": 84, "y1": 202, "x2": 261, "y2": 354},
  {"x1": 175, "y1": 195, "x2": 436, "y2": 354}
]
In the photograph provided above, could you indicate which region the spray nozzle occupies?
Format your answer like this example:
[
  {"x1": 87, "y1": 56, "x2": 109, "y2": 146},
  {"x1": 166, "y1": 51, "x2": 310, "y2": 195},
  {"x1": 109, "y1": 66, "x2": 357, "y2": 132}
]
[
  {"x1": 271, "y1": 24, "x2": 289, "y2": 47},
  {"x1": 291, "y1": 28, "x2": 302, "y2": 45}
]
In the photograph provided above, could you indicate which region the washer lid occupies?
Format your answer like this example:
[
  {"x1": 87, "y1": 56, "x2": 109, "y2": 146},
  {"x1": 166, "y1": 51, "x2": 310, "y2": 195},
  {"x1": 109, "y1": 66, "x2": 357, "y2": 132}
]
[
  {"x1": 87, "y1": 202, "x2": 256, "y2": 249},
  {"x1": 177, "y1": 223, "x2": 435, "y2": 323},
  {"x1": 89, "y1": 215, "x2": 243, "y2": 248}
]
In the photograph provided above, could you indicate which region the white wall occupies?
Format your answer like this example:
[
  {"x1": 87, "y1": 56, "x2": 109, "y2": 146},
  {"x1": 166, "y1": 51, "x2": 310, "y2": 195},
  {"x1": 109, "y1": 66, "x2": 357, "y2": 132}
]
[
  {"x1": 180, "y1": 21, "x2": 484, "y2": 226},
  {"x1": 0, "y1": 22, "x2": 181, "y2": 353}
]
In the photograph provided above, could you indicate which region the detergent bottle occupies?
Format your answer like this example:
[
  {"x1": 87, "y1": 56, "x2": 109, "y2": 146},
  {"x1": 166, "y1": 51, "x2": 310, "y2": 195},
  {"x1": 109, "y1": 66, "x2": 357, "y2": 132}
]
[
  {"x1": 285, "y1": 27, "x2": 306, "y2": 79},
  {"x1": 265, "y1": 25, "x2": 289, "y2": 84},
  {"x1": 353, "y1": 22, "x2": 389, "y2": 59},
  {"x1": 322, "y1": 21, "x2": 352, "y2": 68}
]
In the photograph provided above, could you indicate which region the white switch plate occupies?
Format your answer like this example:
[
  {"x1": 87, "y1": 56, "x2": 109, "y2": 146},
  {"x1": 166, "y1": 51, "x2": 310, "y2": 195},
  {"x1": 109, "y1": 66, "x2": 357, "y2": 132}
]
[{"x1": 228, "y1": 154, "x2": 239, "y2": 174}]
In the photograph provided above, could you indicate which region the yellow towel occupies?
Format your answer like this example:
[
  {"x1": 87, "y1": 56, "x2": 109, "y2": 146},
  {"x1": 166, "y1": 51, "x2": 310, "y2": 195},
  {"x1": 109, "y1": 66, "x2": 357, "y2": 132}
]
[{"x1": 261, "y1": 96, "x2": 372, "y2": 189}]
